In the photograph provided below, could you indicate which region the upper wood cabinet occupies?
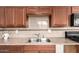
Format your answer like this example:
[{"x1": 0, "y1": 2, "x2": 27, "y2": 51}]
[
  {"x1": 51, "y1": 7, "x2": 71, "y2": 27},
  {"x1": 0, "y1": 8, "x2": 5, "y2": 27},
  {"x1": 0, "y1": 7, "x2": 72, "y2": 28},
  {"x1": 26, "y1": 7, "x2": 38, "y2": 14},
  {"x1": 14, "y1": 7, "x2": 26, "y2": 27},
  {"x1": 5, "y1": 8, "x2": 14, "y2": 27},
  {"x1": 26, "y1": 7, "x2": 52, "y2": 15},
  {"x1": 72, "y1": 6, "x2": 79, "y2": 13},
  {"x1": 4, "y1": 7, "x2": 27, "y2": 28},
  {"x1": 38, "y1": 7, "x2": 52, "y2": 14}
]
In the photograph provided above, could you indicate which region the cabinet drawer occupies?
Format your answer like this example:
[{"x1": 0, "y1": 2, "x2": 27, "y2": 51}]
[{"x1": 0, "y1": 45, "x2": 24, "y2": 53}]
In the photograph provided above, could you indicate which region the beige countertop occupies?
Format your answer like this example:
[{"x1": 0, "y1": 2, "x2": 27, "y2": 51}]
[
  {"x1": 1, "y1": 27, "x2": 79, "y2": 31},
  {"x1": 0, "y1": 37, "x2": 79, "y2": 45}
]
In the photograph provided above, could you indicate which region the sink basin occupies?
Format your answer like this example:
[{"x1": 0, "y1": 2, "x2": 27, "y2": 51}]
[{"x1": 27, "y1": 38, "x2": 52, "y2": 43}]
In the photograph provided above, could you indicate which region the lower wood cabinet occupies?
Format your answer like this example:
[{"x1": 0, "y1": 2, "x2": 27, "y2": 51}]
[
  {"x1": 0, "y1": 45, "x2": 24, "y2": 53},
  {"x1": 64, "y1": 45, "x2": 79, "y2": 53},
  {"x1": 0, "y1": 45, "x2": 56, "y2": 53},
  {"x1": 64, "y1": 45, "x2": 77, "y2": 53},
  {"x1": 24, "y1": 45, "x2": 56, "y2": 53},
  {"x1": 75, "y1": 45, "x2": 79, "y2": 53}
]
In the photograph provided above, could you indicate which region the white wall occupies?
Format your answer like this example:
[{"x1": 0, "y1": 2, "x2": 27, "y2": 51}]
[
  {"x1": 0, "y1": 30, "x2": 65, "y2": 38},
  {"x1": 28, "y1": 15, "x2": 49, "y2": 29},
  {"x1": 56, "y1": 44, "x2": 64, "y2": 53}
]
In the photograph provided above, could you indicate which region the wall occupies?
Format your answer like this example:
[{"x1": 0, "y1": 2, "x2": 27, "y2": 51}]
[
  {"x1": 0, "y1": 30, "x2": 65, "y2": 39},
  {"x1": 0, "y1": 27, "x2": 79, "y2": 39},
  {"x1": 56, "y1": 44, "x2": 64, "y2": 53},
  {"x1": 28, "y1": 15, "x2": 49, "y2": 29}
]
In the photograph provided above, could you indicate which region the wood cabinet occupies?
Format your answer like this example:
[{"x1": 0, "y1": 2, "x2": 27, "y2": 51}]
[
  {"x1": 0, "y1": 45, "x2": 24, "y2": 53},
  {"x1": 64, "y1": 45, "x2": 77, "y2": 53},
  {"x1": 75, "y1": 45, "x2": 79, "y2": 53},
  {"x1": 0, "y1": 45, "x2": 55, "y2": 53},
  {"x1": 5, "y1": 7, "x2": 14, "y2": 27},
  {"x1": 0, "y1": 8, "x2": 5, "y2": 27},
  {"x1": 26, "y1": 7, "x2": 52, "y2": 15},
  {"x1": 14, "y1": 7, "x2": 26, "y2": 27},
  {"x1": 3, "y1": 7, "x2": 27, "y2": 28},
  {"x1": 0, "y1": 6, "x2": 72, "y2": 28},
  {"x1": 26, "y1": 7, "x2": 38, "y2": 14},
  {"x1": 64, "y1": 45, "x2": 79, "y2": 53},
  {"x1": 51, "y1": 7, "x2": 71, "y2": 27},
  {"x1": 38, "y1": 7, "x2": 52, "y2": 15},
  {"x1": 24, "y1": 45, "x2": 55, "y2": 53},
  {"x1": 72, "y1": 6, "x2": 79, "y2": 13}
]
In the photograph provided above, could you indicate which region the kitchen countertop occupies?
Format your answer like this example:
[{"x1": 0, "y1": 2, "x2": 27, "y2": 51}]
[
  {"x1": 0, "y1": 37, "x2": 79, "y2": 45},
  {"x1": 0, "y1": 27, "x2": 79, "y2": 31}
]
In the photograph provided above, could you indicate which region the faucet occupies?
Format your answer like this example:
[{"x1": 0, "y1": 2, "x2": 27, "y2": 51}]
[
  {"x1": 34, "y1": 33, "x2": 41, "y2": 42},
  {"x1": 34, "y1": 33, "x2": 40, "y2": 39}
]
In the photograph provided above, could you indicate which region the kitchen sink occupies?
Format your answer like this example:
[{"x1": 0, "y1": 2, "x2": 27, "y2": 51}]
[
  {"x1": 27, "y1": 38, "x2": 52, "y2": 43},
  {"x1": 26, "y1": 33, "x2": 53, "y2": 43}
]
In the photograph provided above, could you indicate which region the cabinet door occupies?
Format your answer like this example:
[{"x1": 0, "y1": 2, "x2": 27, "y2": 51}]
[
  {"x1": 0, "y1": 8, "x2": 5, "y2": 27},
  {"x1": 39, "y1": 7, "x2": 52, "y2": 15},
  {"x1": 51, "y1": 7, "x2": 70, "y2": 27},
  {"x1": 76, "y1": 45, "x2": 79, "y2": 53},
  {"x1": 72, "y1": 6, "x2": 79, "y2": 13},
  {"x1": 14, "y1": 7, "x2": 26, "y2": 27},
  {"x1": 64, "y1": 45, "x2": 77, "y2": 53},
  {"x1": 24, "y1": 45, "x2": 38, "y2": 52},
  {"x1": 24, "y1": 45, "x2": 55, "y2": 53},
  {"x1": 26, "y1": 7, "x2": 52, "y2": 15},
  {"x1": 5, "y1": 8, "x2": 14, "y2": 27},
  {"x1": 26, "y1": 7, "x2": 38, "y2": 14},
  {"x1": 0, "y1": 45, "x2": 24, "y2": 53},
  {"x1": 38, "y1": 45, "x2": 56, "y2": 53}
]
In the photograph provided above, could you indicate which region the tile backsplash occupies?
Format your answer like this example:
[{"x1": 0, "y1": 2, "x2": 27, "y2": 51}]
[
  {"x1": 28, "y1": 15, "x2": 49, "y2": 29},
  {"x1": 0, "y1": 30, "x2": 65, "y2": 38}
]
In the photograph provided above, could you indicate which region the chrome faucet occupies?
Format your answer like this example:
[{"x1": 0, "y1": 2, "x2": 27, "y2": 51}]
[
  {"x1": 34, "y1": 33, "x2": 40, "y2": 39},
  {"x1": 34, "y1": 33, "x2": 41, "y2": 42}
]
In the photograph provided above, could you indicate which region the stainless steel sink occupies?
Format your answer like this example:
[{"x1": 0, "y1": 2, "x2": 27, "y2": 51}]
[
  {"x1": 27, "y1": 38, "x2": 52, "y2": 43},
  {"x1": 26, "y1": 33, "x2": 53, "y2": 43}
]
